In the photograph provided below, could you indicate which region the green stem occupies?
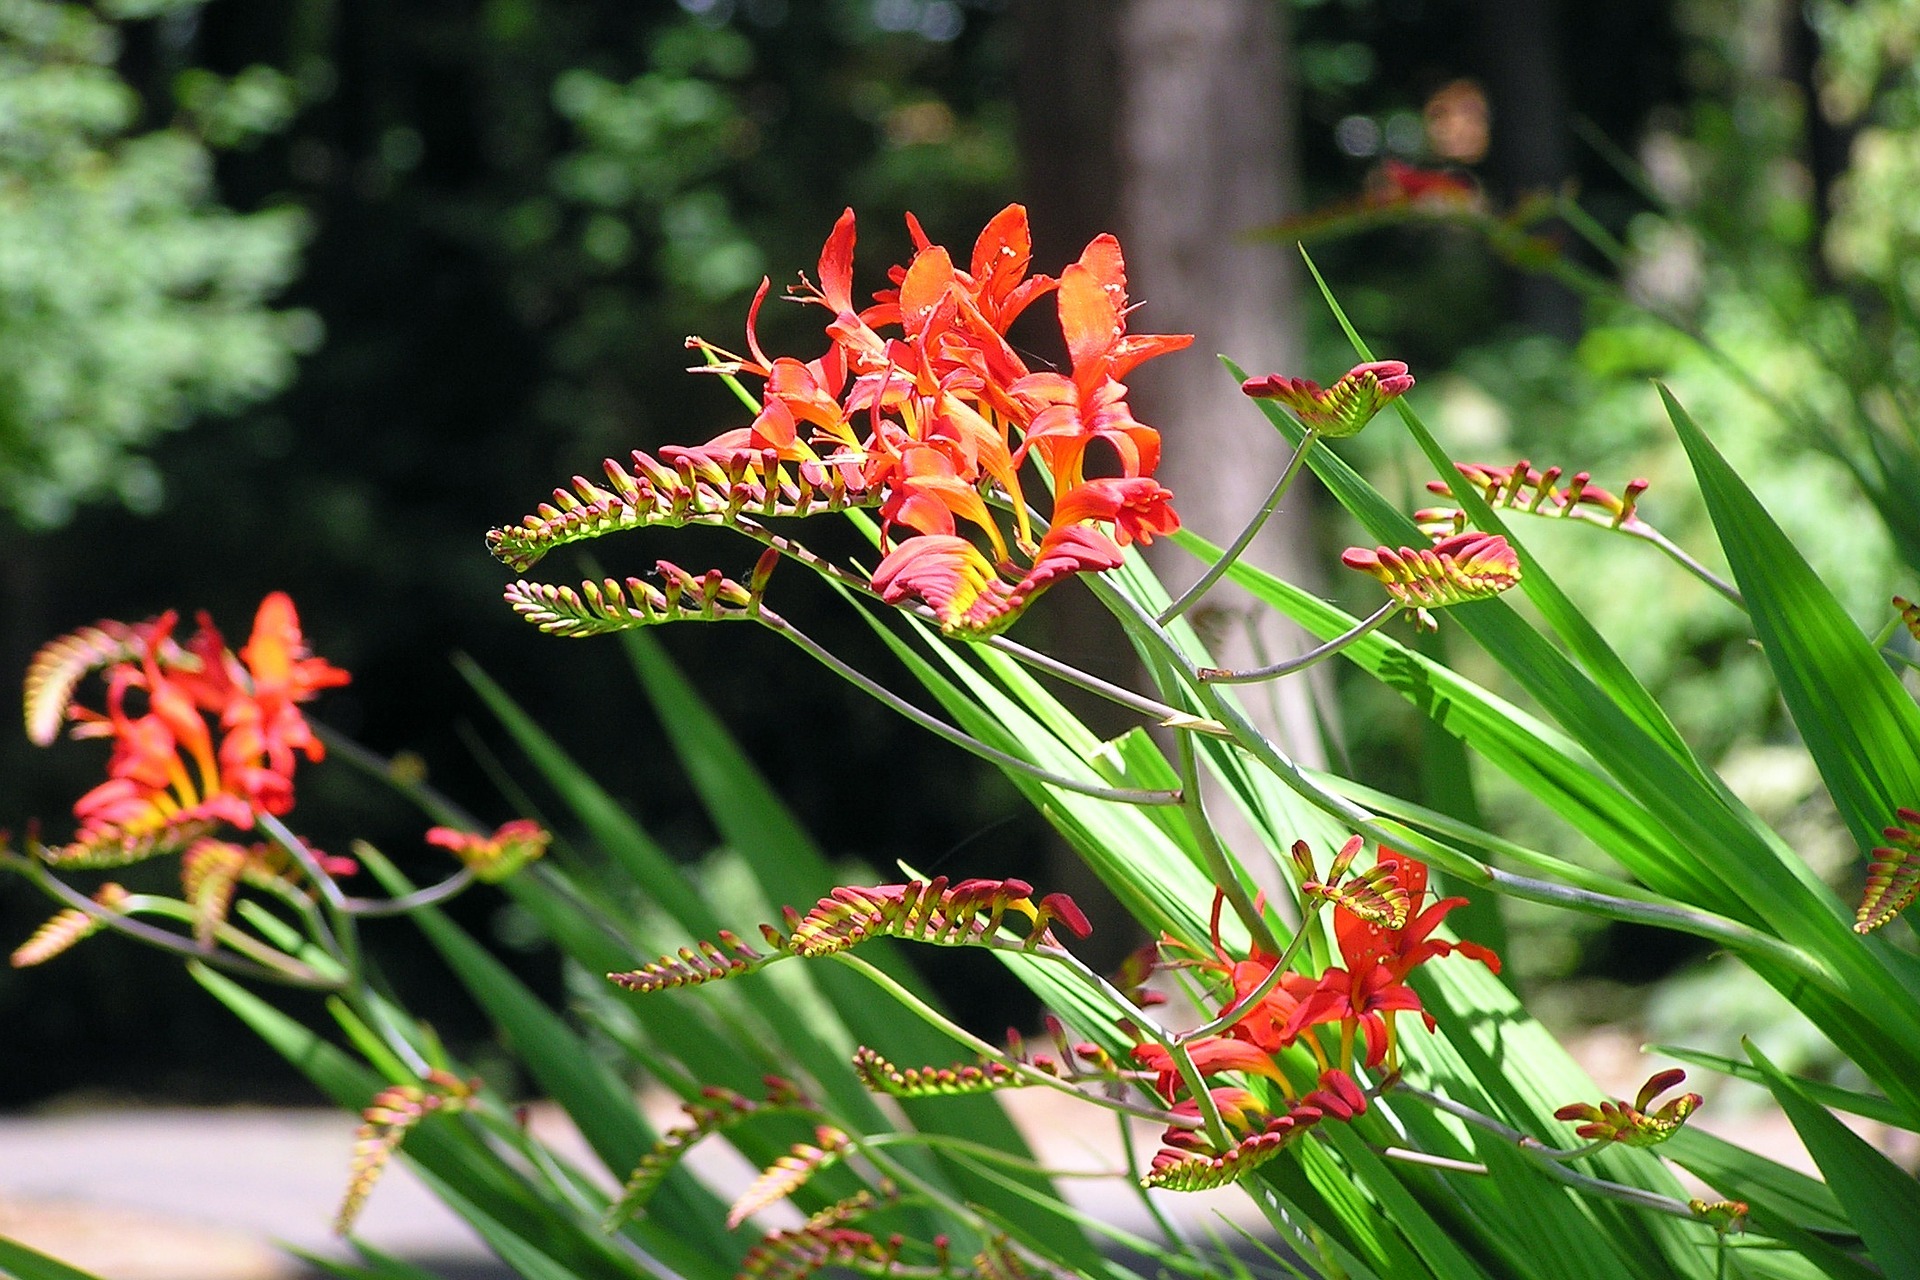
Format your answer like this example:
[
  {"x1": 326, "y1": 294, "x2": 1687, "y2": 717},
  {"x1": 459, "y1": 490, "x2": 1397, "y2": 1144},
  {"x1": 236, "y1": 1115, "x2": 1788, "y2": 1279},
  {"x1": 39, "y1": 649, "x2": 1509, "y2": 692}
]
[
  {"x1": 1172, "y1": 719, "x2": 1281, "y2": 957},
  {"x1": 761, "y1": 608, "x2": 1182, "y2": 807},
  {"x1": 1158, "y1": 429, "x2": 1322, "y2": 625},
  {"x1": 338, "y1": 869, "x2": 476, "y2": 917},
  {"x1": 987, "y1": 633, "x2": 1230, "y2": 735},
  {"x1": 1198, "y1": 601, "x2": 1397, "y2": 684},
  {"x1": 1387, "y1": 1084, "x2": 1715, "y2": 1222},
  {"x1": 9, "y1": 856, "x2": 337, "y2": 989},
  {"x1": 256, "y1": 811, "x2": 363, "y2": 981},
  {"x1": 1176, "y1": 899, "x2": 1325, "y2": 1045}
]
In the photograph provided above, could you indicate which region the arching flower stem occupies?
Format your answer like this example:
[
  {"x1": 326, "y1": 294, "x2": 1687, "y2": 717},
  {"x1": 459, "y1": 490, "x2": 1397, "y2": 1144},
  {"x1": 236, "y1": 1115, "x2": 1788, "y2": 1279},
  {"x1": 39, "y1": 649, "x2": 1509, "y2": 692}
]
[
  {"x1": 759, "y1": 607, "x2": 1183, "y2": 806},
  {"x1": 985, "y1": 633, "x2": 1231, "y2": 735},
  {"x1": 1198, "y1": 601, "x2": 1398, "y2": 684},
  {"x1": 1170, "y1": 701, "x2": 1283, "y2": 958},
  {"x1": 5, "y1": 851, "x2": 340, "y2": 989},
  {"x1": 340, "y1": 868, "x2": 477, "y2": 918},
  {"x1": 1386, "y1": 1082, "x2": 1714, "y2": 1223},
  {"x1": 1624, "y1": 526, "x2": 1743, "y2": 609},
  {"x1": 1158, "y1": 428, "x2": 1322, "y2": 625},
  {"x1": 257, "y1": 810, "x2": 362, "y2": 980}
]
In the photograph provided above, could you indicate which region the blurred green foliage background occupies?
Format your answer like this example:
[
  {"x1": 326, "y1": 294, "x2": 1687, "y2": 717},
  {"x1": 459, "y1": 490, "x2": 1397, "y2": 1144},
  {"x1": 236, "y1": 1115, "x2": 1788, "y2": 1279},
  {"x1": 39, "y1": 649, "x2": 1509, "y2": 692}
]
[{"x1": 4, "y1": 0, "x2": 1911, "y2": 1110}]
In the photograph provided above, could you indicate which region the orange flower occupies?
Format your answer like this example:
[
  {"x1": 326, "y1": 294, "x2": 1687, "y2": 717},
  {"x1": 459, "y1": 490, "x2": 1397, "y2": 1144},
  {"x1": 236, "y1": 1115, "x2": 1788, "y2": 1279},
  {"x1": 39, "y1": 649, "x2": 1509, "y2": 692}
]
[
  {"x1": 667, "y1": 206, "x2": 1191, "y2": 636},
  {"x1": 28, "y1": 594, "x2": 348, "y2": 865},
  {"x1": 1272, "y1": 851, "x2": 1501, "y2": 1069}
]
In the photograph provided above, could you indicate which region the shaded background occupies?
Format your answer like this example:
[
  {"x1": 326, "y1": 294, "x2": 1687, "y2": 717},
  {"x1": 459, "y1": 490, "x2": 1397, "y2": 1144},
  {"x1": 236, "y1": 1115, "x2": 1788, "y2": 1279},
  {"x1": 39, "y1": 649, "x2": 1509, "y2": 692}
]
[{"x1": 4, "y1": 0, "x2": 1901, "y2": 1109}]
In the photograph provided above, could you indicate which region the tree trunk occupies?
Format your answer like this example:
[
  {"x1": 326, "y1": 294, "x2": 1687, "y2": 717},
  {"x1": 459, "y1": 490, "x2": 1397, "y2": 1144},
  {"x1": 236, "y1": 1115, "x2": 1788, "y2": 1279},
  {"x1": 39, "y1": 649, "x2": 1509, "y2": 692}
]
[{"x1": 1019, "y1": 0, "x2": 1321, "y2": 935}]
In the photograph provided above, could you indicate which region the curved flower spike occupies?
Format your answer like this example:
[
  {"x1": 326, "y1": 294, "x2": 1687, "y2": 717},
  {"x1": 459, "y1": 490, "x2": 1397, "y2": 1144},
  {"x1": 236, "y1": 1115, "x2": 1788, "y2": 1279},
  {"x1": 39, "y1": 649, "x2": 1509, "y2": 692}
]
[
  {"x1": 787, "y1": 876, "x2": 1092, "y2": 957},
  {"x1": 728, "y1": 1126, "x2": 851, "y2": 1229},
  {"x1": 1341, "y1": 531, "x2": 1521, "y2": 610},
  {"x1": 338, "y1": 1071, "x2": 476, "y2": 1234},
  {"x1": 872, "y1": 526, "x2": 1125, "y2": 638},
  {"x1": 1241, "y1": 360, "x2": 1414, "y2": 438},
  {"x1": 851, "y1": 1046, "x2": 1020, "y2": 1097},
  {"x1": 425, "y1": 819, "x2": 550, "y2": 883},
  {"x1": 1895, "y1": 596, "x2": 1920, "y2": 647},
  {"x1": 1688, "y1": 1199, "x2": 1750, "y2": 1235},
  {"x1": 1856, "y1": 807, "x2": 1920, "y2": 934},
  {"x1": 1553, "y1": 1068, "x2": 1701, "y2": 1147},
  {"x1": 486, "y1": 446, "x2": 877, "y2": 573},
  {"x1": 606, "y1": 1077, "x2": 816, "y2": 1229},
  {"x1": 1422, "y1": 461, "x2": 1651, "y2": 533},
  {"x1": 1144, "y1": 1069, "x2": 1368, "y2": 1190},
  {"x1": 23, "y1": 619, "x2": 163, "y2": 747},
  {"x1": 738, "y1": 1226, "x2": 918, "y2": 1280},
  {"x1": 1304, "y1": 862, "x2": 1410, "y2": 929},
  {"x1": 607, "y1": 927, "x2": 788, "y2": 995},
  {"x1": 10, "y1": 882, "x2": 129, "y2": 968},
  {"x1": 504, "y1": 562, "x2": 759, "y2": 637}
]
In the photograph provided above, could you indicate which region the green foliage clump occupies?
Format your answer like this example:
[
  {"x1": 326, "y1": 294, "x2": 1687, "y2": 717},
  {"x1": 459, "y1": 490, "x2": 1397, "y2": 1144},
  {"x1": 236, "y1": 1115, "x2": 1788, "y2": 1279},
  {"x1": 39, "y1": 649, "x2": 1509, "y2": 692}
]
[{"x1": 0, "y1": 0, "x2": 313, "y2": 528}]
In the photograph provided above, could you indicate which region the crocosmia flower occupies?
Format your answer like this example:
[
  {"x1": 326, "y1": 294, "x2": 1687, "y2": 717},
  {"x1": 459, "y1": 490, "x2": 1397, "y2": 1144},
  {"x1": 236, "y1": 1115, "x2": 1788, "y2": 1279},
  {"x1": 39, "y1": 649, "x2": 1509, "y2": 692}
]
[
  {"x1": 1342, "y1": 531, "x2": 1521, "y2": 610},
  {"x1": 24, "y1": 592, "x2": 348, "y2": 866},
  {"x1": 493, "y1": 205, "x2": 1193, "y2": 639}
]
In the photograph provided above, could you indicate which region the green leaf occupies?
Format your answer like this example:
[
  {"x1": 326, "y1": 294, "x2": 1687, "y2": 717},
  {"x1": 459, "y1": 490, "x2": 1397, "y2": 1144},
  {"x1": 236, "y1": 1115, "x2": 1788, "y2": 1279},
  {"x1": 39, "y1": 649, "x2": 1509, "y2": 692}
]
[
  {"x1": 0, "y1": 1237, "x2": 108, "y2": 1280},
  {"x1": 353, "y1": 845, "x2": 742, "y2": 1264},
  {"x1": 190, "y1": 965, "x2": 654, "y2": 1280},
  {"x1": 1650, "y1": 1044, "x2": 1913, "y2": 1131},
  {"x1": 1662, "y1": 1129, "x2": 1850, "y2": 1237},
  {"x1": 1665, "y1": 385, "x2": 1920, "y2": 908},
  {"x1": 1746, "y1": 1039, "x2": 1920, "y2": 1277}
]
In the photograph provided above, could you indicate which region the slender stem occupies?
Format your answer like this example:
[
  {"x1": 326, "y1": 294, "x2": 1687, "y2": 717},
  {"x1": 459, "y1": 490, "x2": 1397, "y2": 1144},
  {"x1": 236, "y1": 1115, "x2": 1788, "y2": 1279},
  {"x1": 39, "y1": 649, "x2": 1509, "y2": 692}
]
[
  {"x1": 1173, "y1": 724, "x2": 1281, "y2": 956},
  {"x1": 1388, "y1": 1083, "x2": 1714, "y2": 1223},
  {"x1": 1159, "y1": 429, "x2": 1322, "y2": 625},
  {"x1": 986, "y1": 633, "x2": 1230, "y2": 735},
  {"x1": 760, "y1": 607, "x2": 1182, "y2": 807},
  {"x1": 339, "y1": 869, "x2": 476, "y2": 917},
  {"x1": 1631, "y1": 526, "x2": 1744, "y2": 610},
  {"x1": 1176, "y1": 900, "x2": 1324, "y2": 1045},
  {"x1": 1198, "y1": 602, "x2": 1397, "y2": 684},
  {"x1": 1375, "y1": 1146, "x2": 1491, "y2": 1176},
  {"x1": 1394, "y1": 1084, "x2": 1594, "y2": 1160},
  {"x1": 256, "y1": 811, "x2": 362, "y2": 979},
  {"x1": 828, "y1": 951, "x2": 1199, "y2": 1129},
  {"x1": 9, "y1": 856, "x2": 337, "y2": 989}
]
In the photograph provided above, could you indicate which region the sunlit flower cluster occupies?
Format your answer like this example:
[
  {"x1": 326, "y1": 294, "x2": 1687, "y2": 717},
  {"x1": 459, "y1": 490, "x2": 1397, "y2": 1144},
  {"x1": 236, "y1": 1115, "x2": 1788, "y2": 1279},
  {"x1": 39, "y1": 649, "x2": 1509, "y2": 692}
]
[
  {"x1": 24, "y1": 592, "x2": 349, "y2": 866},
  {"x1": 682, "y1": 204, "x2": 1190, "y2": 635},
  {"x1": 1136, "y1": 847, "x2": 1499, "y2": 1179}
]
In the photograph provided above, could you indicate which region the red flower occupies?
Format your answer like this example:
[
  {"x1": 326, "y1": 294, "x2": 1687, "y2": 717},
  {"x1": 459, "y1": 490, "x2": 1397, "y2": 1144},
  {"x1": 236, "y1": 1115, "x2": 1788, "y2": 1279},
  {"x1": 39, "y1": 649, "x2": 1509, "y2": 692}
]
[
  {"x1": 1275, "y1": 851, "x2": 1501, "y2": 1068},
  {"x1": 30, "y1": 594, "x2": 348, "y2": 865},
  {"x1": 668, "y1": 206, "x2": 1192, "y2": 635},
  {"x1": 1050, "y1": 477, "x2": 1180, "y2": 549}
]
